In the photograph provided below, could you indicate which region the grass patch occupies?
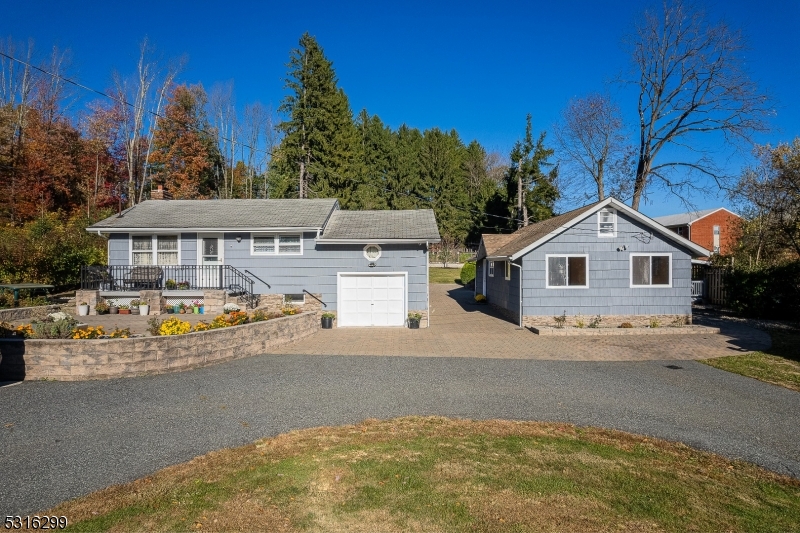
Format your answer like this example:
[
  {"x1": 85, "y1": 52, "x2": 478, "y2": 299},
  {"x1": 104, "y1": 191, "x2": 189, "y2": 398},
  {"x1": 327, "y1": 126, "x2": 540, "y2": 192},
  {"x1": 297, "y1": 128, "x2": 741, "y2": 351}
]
[
  {"x1": 49, "y1": 417, "x2": 800, "y2": 532},
  {"x1": 429, "y1": 267, "x2": 461, "y2": 284},
  {"x1": 703, "y1": 328, "x2": 800, "y2": 392}
]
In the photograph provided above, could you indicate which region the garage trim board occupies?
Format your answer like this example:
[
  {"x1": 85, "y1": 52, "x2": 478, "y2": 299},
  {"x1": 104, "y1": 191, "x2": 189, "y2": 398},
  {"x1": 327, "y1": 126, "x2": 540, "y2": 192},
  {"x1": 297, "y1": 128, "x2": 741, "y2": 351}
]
[{"x1": 337, "y1": 272, "x2": 408, "y2": 327}]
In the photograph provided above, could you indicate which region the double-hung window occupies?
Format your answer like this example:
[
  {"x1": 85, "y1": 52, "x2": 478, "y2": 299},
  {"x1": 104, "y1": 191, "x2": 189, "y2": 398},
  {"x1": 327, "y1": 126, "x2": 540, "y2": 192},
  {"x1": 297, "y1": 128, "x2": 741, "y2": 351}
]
[
  {"x1": 630, "y1": 253, "x2": 671, "y2": 287},
  {"x1": 504, "y1": 261, "x2": 511, "y2": 280},
  {"x1": 251, "y1": 234, "x2": 303, "y2": 255},
  {"x1": 132, "y1": 235, "x2": 179, "y2": 265},
  {"x1": 546, "y1": 255, "x2": 588, "y2": 288},
  {"x1": 488, "y1": 261, "x2": 495, "y2": 277},
  {"x1": 598, "y1": 208, "x2": 616, "y2": 237}
]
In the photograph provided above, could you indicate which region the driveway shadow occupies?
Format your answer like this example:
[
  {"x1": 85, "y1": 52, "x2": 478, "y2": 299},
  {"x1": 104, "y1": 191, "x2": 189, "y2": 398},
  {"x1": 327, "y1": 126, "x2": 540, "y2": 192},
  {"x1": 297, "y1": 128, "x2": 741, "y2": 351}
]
[
  {"x1": 444, "y1": 286, "x2": 518, "y2": 325},
  {"x1": 692, "y1": 309, "x2": 772, "y2": 354}
]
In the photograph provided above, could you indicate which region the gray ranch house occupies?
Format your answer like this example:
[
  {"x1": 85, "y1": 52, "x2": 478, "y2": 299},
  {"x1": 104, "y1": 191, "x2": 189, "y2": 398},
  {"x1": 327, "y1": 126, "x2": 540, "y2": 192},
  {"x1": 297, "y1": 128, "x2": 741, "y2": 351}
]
[
  {"x1": 83, "y1": 198, "x2": 440, "y2": 327},
  {"x1": 475, "y1": 197, "x2": 710, "y2": 328}
]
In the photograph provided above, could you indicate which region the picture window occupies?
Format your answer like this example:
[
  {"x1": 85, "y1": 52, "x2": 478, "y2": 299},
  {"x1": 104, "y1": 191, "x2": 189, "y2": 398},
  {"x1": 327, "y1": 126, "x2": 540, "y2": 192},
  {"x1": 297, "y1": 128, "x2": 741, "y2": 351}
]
[{"x1": 546, "y1": 255, "x2": 588, "y2": 288}]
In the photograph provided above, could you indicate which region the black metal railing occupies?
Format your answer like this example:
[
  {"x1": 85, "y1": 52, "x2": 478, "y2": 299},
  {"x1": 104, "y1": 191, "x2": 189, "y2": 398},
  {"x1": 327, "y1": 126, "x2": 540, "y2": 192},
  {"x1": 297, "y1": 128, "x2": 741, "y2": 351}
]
[
  {"x1": 80, "y1": 265, "x2": 258, "y2": 308},
  {"x1": 302, "y1": 289, "x2": 327, "y2": 307}
]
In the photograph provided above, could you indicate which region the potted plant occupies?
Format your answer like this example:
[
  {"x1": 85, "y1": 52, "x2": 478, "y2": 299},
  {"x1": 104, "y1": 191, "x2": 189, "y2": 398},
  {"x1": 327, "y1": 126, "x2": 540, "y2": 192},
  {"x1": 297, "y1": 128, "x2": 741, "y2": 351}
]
[
  {"x1": 95, "y1": 300, "x2": 110, "y2": 315},
  {"x1": 192, "y1": 300, "x2": 202, "y2": 314},
  {"x1": 321, "y1": 312, "x2": 335, "y2": 329},
  {"x1": 109, "y1": 303, "x2": 119, "y2": 314},
  {"x1": 177, "y1": 281, "x2": 190, "y2": 290},
  {"x1": 78, "y1": 302, "x2": 90, "y2": 316},
  {"x1": 165, "y1": 279, "x2": 177, "y2": 290},
  {"x1": 118, "y1": 304, "x2": 130, "y2": 315},
  {"x1": 139, "y1": 299, "x2": 150, "y2": 316},
  {"x1": 179, "y1": 302, "x2": 187, "y2": 314},
  {"x1": 408, "y1": 311, "x2": 422, "y2": 329},
  {"x1": 173, "y1": 303, "x2": 181, "y2": 313},
  {"x1": 130, "y1": 300, "x2": 141, "y2": 315}
]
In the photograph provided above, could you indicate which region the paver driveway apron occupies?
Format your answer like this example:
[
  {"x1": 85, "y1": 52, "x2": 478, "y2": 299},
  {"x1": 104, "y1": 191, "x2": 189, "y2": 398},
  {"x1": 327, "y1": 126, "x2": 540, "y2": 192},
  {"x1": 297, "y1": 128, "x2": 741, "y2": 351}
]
[{"x1": 280, "y1": 284, "x2": 770, "y2": 360}]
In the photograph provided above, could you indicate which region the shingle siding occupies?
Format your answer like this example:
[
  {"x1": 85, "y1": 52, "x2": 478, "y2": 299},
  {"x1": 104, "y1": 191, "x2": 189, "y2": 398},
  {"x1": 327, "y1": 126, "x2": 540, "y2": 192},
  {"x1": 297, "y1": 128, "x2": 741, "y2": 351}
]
[
  {"x1": 485, "y1": 260, "x2": 520, "y2": 319},
  {"x1": 519, "y1": 212, "x2": 692, "y2": 317}
]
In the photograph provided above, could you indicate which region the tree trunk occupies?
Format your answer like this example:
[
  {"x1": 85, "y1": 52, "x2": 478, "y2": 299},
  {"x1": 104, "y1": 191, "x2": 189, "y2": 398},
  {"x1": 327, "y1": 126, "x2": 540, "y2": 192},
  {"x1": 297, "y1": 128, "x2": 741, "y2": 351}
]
[{"x1": 631, "y1": 156, "x2": 650, "y2": 211}]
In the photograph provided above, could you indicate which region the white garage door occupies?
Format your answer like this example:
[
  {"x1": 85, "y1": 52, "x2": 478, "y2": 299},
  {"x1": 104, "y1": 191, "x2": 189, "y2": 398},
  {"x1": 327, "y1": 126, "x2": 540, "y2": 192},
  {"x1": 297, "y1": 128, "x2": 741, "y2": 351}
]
[{"x1": 338, "y1": 273, "x2": 406, "y2": 327}]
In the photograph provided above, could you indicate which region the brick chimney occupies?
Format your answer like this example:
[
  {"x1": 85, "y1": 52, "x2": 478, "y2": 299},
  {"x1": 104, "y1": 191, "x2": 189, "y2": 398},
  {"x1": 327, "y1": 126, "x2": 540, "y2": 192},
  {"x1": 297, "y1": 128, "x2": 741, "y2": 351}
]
[{"x1": 151, "y1": 184, "x2": 172, "y2": 200}]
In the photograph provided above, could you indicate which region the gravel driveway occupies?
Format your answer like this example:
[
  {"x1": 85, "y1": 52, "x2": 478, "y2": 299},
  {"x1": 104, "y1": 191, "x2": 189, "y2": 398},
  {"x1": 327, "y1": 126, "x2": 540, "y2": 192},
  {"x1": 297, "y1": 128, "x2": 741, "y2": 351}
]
[{"x1": 2, "y1": 353, "x2": 798, "y2": 515}]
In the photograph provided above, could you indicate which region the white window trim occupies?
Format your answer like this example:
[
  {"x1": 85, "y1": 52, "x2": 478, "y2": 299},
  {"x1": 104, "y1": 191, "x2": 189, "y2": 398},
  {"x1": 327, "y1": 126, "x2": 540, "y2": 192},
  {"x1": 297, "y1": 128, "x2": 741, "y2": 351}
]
[
  {"x1": 545, "y1": 254, "x2": 590, "y2": 289},
  {"x1": 363, "y1": 243, "x2": 382, "y2": 261},
  {"x1": 488, "y1": 261, "x2": 495, "y2": 277},
  {"x1": 598, "y1": 208, "x2": 617, "y2": 238},
  {"x1": 504, "y1": 261, "x2": 511, "y2": 280},
  {"x1": 129, "y1": 234, "x2": 181, "y2": 265},
  {"x1": 629, "y1": 252, "x2": 672, "y2": 288},
  {"x1": 196, "y1": 233, "x2": 224, "y2": 265},
  {"x1": 250, "y1": 233, "x2": 304, "y2": 256}
]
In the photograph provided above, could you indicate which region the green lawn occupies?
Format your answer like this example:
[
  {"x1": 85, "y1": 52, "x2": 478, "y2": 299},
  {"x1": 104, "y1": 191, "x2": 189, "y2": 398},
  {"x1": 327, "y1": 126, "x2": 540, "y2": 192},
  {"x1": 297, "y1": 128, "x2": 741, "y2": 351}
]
[
  {"x1": 429, "y1": 267, "x2": 462, "y2": 284},
  {"x1": 703, "y1": 328, "x2": 800, "y2": 392},
  {"x1": 52, "y1": 417, "x2": 800, "y2": 533}
]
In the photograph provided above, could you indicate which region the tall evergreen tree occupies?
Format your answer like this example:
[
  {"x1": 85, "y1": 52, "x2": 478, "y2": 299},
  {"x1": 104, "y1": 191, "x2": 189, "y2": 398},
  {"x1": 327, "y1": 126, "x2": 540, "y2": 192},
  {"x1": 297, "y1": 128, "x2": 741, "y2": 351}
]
[
  {"x1": 350, "y1": 109, "x2": 390, "y2": 209},
  {"x1": 271, "y1": 33, "x2": 360, "y2": 204},
  {"x1": 506, "y1": 114, "x2": 559, "y2": 227}
]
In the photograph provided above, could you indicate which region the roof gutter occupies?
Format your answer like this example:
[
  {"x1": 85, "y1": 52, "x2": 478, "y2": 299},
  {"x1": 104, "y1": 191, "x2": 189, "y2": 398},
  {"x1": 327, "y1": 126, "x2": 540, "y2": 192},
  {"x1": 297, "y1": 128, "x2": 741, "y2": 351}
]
[
  {"x1": 86, "y1": 226, "x2": 324, "y2": 234},
  {"x1": 316, "y1": 238, "x2": 440, "y2": 244}
]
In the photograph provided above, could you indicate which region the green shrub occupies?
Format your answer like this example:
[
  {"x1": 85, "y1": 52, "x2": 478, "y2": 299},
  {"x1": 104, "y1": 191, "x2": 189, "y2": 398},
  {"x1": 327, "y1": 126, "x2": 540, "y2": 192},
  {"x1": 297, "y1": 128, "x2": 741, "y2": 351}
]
[
  {"x1": 724, "y1": 261, "x2": 800, "y2": 320},
  {"x1": 31, "y1": 316, "x2": 78, "y2": 339},
  {"x1": 459, "y1": 261, "x2": 476, "y2": 285}
]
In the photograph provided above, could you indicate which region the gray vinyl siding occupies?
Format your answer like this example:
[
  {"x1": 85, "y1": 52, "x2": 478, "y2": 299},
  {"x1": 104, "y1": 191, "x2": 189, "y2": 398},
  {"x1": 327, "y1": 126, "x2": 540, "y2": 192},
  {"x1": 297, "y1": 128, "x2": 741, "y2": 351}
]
[
  {"x1": 103, "y1": 231, "x2": 428, "y2": 311},
  {"x1": 108, "y1": 234, "x2": 128, "y2": 266},
  {"x1": 521, "y1": 211, "x2": 693, "y2": 317},
  {"x1": 485, "y1": 259, "x2": 520, "y2": 319},
  {"x1": 222, "y1": 233, "x2": 428, "y2": 311}
]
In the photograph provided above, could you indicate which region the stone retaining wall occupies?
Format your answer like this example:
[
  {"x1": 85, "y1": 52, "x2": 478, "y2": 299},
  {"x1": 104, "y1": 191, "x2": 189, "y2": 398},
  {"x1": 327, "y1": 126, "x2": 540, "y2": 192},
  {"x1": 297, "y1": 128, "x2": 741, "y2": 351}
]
[
  {"x1": 523, "y1": 314, "x2": 692, "y2": 329},
  {"x1": 0, "y1": 305, "x2": 62, "y2": 322},
  {"x1": 0, "y1": 312, "x2": 319, "y2": 381}
]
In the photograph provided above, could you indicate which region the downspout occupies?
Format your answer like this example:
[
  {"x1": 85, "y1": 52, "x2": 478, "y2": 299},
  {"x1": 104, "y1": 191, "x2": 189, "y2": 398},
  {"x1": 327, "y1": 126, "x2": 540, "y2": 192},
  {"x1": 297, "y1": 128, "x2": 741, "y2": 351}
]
[
  {"x1": 426, "y1": 241, "x2": 430, "y2": 328},
  {"x1": 511, "y1": 262, "x2": 523, "y2": 330}
]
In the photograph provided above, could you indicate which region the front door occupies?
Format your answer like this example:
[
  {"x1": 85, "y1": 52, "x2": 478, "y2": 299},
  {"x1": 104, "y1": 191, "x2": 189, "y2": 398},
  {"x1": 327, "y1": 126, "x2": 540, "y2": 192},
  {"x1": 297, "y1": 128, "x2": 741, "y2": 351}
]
[{"x1": 198, "y1": 234, "x2": 223, "y2": 287}]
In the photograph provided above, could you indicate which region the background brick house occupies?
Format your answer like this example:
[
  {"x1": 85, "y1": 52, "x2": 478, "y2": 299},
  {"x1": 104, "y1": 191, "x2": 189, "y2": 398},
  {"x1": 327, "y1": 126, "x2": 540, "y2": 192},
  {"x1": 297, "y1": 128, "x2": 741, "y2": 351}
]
[{"x1": 654, "y1": 208, "x2": 742, "y2": 258}]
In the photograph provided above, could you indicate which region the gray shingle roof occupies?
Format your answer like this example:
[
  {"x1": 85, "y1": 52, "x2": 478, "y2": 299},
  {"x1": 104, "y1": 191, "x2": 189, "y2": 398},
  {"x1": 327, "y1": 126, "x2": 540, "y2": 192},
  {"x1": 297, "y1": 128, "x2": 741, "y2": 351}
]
[
  {"x1": 491, "y1": 203, "x2": 599, "y2": 258},
  {"x1": 319, "y1": 210, "x2": 440, "y2": 241},
  {"x1": 653, "y1": 208, "x2": 726, "y2": 227},
  {"x1": 88, "y1": 199, "x2": 338, "y2": 230}
]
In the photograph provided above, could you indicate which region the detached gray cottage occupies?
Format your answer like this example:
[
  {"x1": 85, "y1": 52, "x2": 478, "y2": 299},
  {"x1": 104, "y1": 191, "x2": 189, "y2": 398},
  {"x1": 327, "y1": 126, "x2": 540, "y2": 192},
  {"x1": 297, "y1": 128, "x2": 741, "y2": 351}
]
[
  {"x1": 475, "y1": 198, "x2": 710, "y2": 328},
  {"x1": 85, "y1": 198, "x2": 440, "y2": 327}
]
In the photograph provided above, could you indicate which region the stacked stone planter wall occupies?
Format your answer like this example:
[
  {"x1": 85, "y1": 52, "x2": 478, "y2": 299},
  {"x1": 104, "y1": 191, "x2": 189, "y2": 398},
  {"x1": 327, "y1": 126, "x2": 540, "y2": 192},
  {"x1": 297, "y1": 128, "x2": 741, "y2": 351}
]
[
  {"x1": 0, "y1": 312, "x2": 318, "y2": 381},
  {"x1": 0, "y1": 305, "x2": 62, "y2": 322}
]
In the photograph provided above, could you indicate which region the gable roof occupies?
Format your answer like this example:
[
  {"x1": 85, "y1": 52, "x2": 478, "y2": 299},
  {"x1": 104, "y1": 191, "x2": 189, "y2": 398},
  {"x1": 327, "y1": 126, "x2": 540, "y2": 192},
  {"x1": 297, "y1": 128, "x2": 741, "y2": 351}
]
[
  {"x1": 653, "y1": 207, "x2": 740, "y2": 227},
  {"x1": 480, "y1": 197, "x2": 710, "y2": 260},
  {"x1": 318, "y1": 209, "x2": 440, "y2": 242},
  {"x1": 87, "y1": 199, "x2": 339, "y2": 232},
  {"x1": 476, "y1": 234, "x2": 515, "y2": 260}
]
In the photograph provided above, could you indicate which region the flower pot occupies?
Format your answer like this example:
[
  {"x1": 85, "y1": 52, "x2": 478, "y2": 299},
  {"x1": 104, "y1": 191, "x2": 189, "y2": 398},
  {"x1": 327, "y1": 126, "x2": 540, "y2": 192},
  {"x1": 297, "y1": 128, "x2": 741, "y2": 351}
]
[
  {"x1": 193, "y1": 306, "x2": 199, "y2": 314},
  {"x1": 140, "y1": 304, "x2": 150, "y2": 316},
  {"x1": 109, "y1": 306, "x2": 119, "y2": 315},
  {"x1": 119, "y1": 309, "x2": 130, "y2": 315},
  {"x1": 179, "y1": 308, "x2": 185, "y2": 314},
  {"x1": 131, "y1": 307, "x2": 140, "y2": 315},
  {"x1": 173, "y1": 304, "x2": 181, "y2": 313},
  {"x1": 408, "y1": 318, "x2": 420, "y2": 329},
  {"x1": 321, "y1": 316, "x2": 333, "y2": 329},
  {"x1": 78, "y1": 305, "x2": 89, "y2": 316},
  {"x1": 198, "y1": 307, "x2": 204, "y2": 314}
]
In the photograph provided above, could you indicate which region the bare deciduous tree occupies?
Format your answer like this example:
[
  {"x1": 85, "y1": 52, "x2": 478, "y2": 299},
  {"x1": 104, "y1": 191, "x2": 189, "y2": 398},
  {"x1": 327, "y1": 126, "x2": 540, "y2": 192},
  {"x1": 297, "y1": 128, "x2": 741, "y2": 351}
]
[
  {"x1": 113, "y1": 39, "x2": 182, "y2": 207},
  {"x1": 554, "y1": 93, "x2": 632, "y2": 203},
  {"x1": 627, "y1": 0, "x2": 772, "y2": 210}
]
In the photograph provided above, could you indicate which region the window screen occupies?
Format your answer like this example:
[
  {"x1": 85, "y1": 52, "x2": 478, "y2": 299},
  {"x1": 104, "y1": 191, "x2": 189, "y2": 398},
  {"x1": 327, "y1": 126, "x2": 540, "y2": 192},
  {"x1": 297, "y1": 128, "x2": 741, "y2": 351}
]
[
  {"x1": 598, "y1": 209, "x2": 615, "y2": 236},
  {"x1": 253, "y1": 236, "x2": 275, "y2": 254},
  {"x1": 278, "y1": 235, "x2": 301, "y2": 254},
  {"x1": 632, "y1": 255, "x2": 670, "y2": 286},
  {"x1": 157, "y1": 236, "x2": 178, "y2": 265}
]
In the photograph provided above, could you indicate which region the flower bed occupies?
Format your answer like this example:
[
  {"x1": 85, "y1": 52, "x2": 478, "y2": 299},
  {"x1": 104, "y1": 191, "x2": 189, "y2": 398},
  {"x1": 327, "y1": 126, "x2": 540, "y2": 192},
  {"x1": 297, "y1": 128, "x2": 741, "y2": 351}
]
[
  {"x1": 0, "y1": 312, "x2": 319, "y2": 381},
  {"x1": 528, "y1": 325, "x2": 721, "y2": 336}
]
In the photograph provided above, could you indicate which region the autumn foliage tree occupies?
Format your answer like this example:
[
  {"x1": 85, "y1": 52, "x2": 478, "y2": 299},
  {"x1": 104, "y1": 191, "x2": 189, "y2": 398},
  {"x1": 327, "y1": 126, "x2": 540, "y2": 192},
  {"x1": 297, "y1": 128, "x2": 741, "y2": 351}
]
[{"x1": 149, "y1": 84, "x2": 221, "y2": 199}]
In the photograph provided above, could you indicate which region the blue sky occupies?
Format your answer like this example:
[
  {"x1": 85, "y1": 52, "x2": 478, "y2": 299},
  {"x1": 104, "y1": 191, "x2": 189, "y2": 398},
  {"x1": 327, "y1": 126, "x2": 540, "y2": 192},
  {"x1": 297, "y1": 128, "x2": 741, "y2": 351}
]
[{"x1": 3, "y1": 0, "x2": 798, "y2": 217}]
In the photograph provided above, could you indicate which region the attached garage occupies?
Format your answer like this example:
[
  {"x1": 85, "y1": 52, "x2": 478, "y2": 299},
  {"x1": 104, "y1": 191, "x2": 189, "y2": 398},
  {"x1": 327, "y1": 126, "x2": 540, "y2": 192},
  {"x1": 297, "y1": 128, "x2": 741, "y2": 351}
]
[{"x1": 337, "y1": 273, "x2": 407, "y2": 327}]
